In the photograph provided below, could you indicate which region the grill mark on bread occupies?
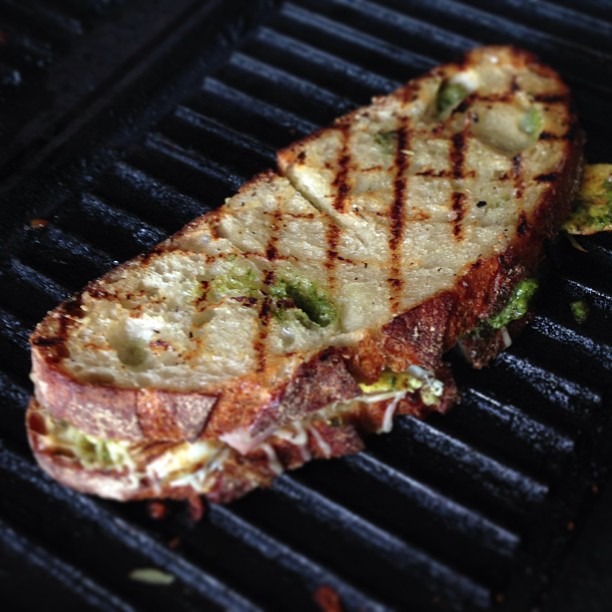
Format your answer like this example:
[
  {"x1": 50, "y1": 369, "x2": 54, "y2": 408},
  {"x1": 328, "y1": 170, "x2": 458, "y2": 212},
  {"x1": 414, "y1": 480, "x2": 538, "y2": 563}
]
[
  {"x1": 266, "y1": 209, "x2": 281, "y2": 262},
  {"x1": 388, "y1": 116, "x2": 411, "y2": 313},
  {"x1": 451, "y1": 193, "x2": 467, "y2": 240},
  {"x1": 332, "y1": 125, "x2": 351, "y2": 214},
  {"x1": 512, "y1": 154, "x2": 524, "y2": 200},
  {"x1": 451, "y1": 133, "x2": 466, "y2": 180},
  {"x1": 535, "y1": 172, "x2": 559, "y2": 182},
  {"x1": 232, "y1": 296, "x2": 259, "y2": 307},
  {"x1": 325, "y1": 125, "x2": 352, "y2": 291},
  {"x1": 415, "y1": 169, "x2": 476, "y2": 179},
  {"x1": 325, "y1": 224, "x2": 341, "y2": 273},
  {"x1": 449, "y1": 131, "x2": 467, "y2": 240},
  {"x1": 255, "y1": 272, "x2": 274, "y2": 373},
  {"x1": 534, "y1": 93, "x2": 569, "y2": 104},
  {"x1": 47, "y1": 298, "x2": 85, "y2": 361},
  {"x1": 196, "y1": 280, "x2": 209, "y2": 310},
  {"x1": 470, "y1": 92, "x2": 517, "y2": 104},
  {"x1": 255, "y1": 209, "x2": 282, "y2": 373},
  {"x1": 511, "y1": 153, "x2": 528, "y2": 240},
  {"x1": 539, "y1": 131, "x2": 568, "y2": 141},
  {"x1": 415, "y1": 169, "x2": 449, "y2": 178},
  {"x1": 517, "y1": 211, "x2": 529, "y2": 236}
]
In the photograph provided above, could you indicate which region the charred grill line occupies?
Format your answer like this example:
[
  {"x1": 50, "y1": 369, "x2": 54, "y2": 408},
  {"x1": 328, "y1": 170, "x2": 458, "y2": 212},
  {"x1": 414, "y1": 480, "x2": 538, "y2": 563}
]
[
  {"x1": 451, "y1": 192, "x2": 467, "y2": 240},
  {"x1": 468, "y1": 91, "x2": 515, "y2": 104},
  {"x1": 255, "y1": 209, "x2": 282, "y2": 374},
  {"x1": 511, "y1": 154, "x2": 524, "y2": 200},
  {"x1": 511, "y1": 154, "x2": 527, "y2": 236},
  {"x1": 255, "y1": 274, "x2": 274, "y2": 374},
  {"x1": 533, "y1": 93, "x2": 570, "y2": 104},
  {"x1": 535, "y1": 172, "x2": 559, "y2": 182},
  {"x1": 388, "y1": 116, "x2": 411, "y2": 313},
  {"x1": 449, "y1": 131, "x2": 467, "y2": 240},
  {"x1": 265, "y1": 209, "x2": 281, "y2": 262},
  {"x1": 332, "y1": 125, "x2": 352, "y2": 214},
  {"x1": 451, "y1": 132, "x2": 466, "y2": 180},
  {"x1": 324, "y1": 124, "x2": 352, "y2": 292},
  {"x1": 325, "y1": 223, "x2": 341, "y2": 274},
  {"x1": 416, "y1": 169, "x2": 446, "y2": 178}
]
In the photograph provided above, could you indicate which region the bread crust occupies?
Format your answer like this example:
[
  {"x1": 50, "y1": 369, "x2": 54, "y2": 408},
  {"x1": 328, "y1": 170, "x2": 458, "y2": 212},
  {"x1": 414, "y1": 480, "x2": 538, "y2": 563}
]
[
  {"x1": 27, "y1": 374, "x2": 455, "y2": 503},
  {"x1": 29, "y1": 46, "x2": 584, "y2": 453},
  {"x1": 31, "y1": 341, "x2": 219, "y2": 441}
]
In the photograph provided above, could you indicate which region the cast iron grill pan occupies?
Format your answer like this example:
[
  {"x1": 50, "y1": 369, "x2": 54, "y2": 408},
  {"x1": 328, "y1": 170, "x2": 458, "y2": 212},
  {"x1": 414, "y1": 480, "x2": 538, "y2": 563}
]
[{"x1": 0, "y1": 1, "x2": 611, "y2": 610}]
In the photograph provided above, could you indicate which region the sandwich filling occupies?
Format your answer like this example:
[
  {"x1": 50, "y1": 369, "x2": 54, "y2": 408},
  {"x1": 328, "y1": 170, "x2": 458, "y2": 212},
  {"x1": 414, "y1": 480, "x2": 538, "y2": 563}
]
[
  {"x1": 33, "y1": 364, "x2": 445, "y2": 496},
  {"x1": 564, "y1": 164, "x2": 612, "y2": 235}
]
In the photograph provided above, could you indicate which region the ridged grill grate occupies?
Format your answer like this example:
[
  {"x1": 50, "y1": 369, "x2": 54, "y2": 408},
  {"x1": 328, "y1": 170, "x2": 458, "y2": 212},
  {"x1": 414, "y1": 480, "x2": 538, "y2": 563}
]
[{"x1": 0, "y1": 1, "x2": 611, "y2": 610}]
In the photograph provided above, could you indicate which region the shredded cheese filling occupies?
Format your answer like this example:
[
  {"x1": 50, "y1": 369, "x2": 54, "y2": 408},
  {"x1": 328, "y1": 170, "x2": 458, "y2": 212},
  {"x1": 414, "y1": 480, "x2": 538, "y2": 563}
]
[{"x1": 37, "y1": 364, "x2": 444, "y2": 494}]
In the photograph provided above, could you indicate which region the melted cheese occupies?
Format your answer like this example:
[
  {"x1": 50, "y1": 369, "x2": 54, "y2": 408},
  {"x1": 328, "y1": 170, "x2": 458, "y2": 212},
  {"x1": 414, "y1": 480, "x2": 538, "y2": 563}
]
[
  {"x1": 37, "y1": 364, "x2": 443, "y2": 495},
  {"x1": 275, "y1": 423, "x2": 311, "y2": 462},
  {"x1": 309, "y1": 426, "x2": 332, "y2": 458}
]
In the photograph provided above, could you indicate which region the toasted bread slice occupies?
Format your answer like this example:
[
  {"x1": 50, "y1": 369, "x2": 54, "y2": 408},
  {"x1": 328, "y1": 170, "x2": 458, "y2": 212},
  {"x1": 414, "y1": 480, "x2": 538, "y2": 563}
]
[
  {"x1": 29, "y1": 46, "x2": 583, "y2": 502},
  {"x1": 28, "y1": 362, "x2": 456, "y2": 502},
  {"x1": 31, "y1": 380, "x2": 435, "y2": 502},
  {"x1": 28, "y1": 396, "x2": 366, "y2": 503},
  {"x1": 30, "y1": 172, "x2": 369, "y2": 444},
  {"x1": 277, "y1": 45, "x2": 582, "y2": 379}
]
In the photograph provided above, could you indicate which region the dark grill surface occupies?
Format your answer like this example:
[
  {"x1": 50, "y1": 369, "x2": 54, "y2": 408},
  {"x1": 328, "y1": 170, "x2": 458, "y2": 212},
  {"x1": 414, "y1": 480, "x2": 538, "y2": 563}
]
[{"x1": 0, "y1": 1, "x2": 611, "y2": 610}]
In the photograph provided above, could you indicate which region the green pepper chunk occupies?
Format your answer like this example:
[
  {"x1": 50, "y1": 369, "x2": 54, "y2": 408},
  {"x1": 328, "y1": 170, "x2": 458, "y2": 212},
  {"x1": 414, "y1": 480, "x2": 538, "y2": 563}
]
[
  {"x1": 436, "y1": 81, "x2": 470, "y2": 118},
  {"x1": 570, "y1": 300, "x2": 589, "y2": 325},
  {"x1": 271, "y1": 276, "x2": 337, "y2": 328},
  {"x1": 207, "y1": 266, "x2": 261, "y2": 301},
  {"x1": 519, "y1": 106, "x2": 543, "y2": 137},
  {"x1": 373, "y1": 130, "x2": 399, "y2": 154},
  {"x1": 358, "y1": 366, "x2": 444, "y2": 407},
  {"x1": 487, "y1": 278, "x2": 539, "y2": 329},
  {"x1": 564, "y1": 164, "x2": 612, "y2": 235}
]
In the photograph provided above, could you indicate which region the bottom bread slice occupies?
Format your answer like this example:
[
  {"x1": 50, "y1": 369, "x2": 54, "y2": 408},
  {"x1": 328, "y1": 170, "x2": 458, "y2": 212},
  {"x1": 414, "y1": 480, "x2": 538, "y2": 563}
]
[{"x1": 27, "y1": 361, "x2": 459, "y2": 503}]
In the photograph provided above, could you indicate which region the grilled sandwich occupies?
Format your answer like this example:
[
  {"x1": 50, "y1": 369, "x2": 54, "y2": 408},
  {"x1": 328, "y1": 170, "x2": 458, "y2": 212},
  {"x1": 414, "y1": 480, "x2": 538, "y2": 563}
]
[{"x1": 27, "y1": 46, "x2": 584, "y2": 504}]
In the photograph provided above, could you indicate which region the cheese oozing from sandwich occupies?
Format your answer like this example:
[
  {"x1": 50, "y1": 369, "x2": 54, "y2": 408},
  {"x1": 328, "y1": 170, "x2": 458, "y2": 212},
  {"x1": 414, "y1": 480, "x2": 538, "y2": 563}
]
[{"x1": 31, "y1": 365, "x2": 445, "y2": 498}]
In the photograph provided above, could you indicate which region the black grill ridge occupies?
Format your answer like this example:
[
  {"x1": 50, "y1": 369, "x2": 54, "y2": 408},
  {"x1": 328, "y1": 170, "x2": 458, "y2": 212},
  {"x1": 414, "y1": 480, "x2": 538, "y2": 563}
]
[
  {"x1": 0, "y1": 0, "x2": 275, "y2": 173},
  {"x1": 1, "y1": 1, "x2": 611, "y2": 610}
]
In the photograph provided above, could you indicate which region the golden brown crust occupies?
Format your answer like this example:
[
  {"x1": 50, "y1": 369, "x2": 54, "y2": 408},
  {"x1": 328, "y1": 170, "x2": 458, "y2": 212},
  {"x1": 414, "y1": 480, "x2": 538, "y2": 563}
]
[
  {"x1": 280, "y1": 44, "x2": 585, "y2": 386},
  {"x1": 28, "y1": 359, "x2": 459, "y2": 503},
  {"x1": 29, "y1": 375, "x2": 455, "y2": 503},
  {"x1": 31, "y1": 344, "x2": 219, "y2": 441},
  {"x1": 27, "y1": 398, "x2": 365, "y2": 503}
]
